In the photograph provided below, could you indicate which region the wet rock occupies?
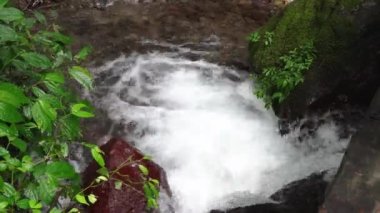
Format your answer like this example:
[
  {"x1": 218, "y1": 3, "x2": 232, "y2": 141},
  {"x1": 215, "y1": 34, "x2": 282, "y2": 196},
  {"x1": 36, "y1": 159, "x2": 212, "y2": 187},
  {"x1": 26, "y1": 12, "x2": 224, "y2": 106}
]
[
  {"x1": 322, "y1": 88, "x2": 380, "y2": 213},
  {"x1": 83, "y1": 138, "x2": 171, "y2": 213},
  {"x1": 211, "y1": 172, "x2": 328, "y2": 213}
]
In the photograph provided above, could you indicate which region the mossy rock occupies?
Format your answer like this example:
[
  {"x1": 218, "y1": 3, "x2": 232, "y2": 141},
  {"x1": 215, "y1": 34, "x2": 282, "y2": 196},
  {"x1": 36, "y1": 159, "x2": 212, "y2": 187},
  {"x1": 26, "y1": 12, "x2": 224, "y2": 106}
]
[
  {"x1": 250, "y1": 0, "x2": 380, "y2": 119},
  {"x1": 250, "y1": 0, "x2": 360, "y2": 71}
]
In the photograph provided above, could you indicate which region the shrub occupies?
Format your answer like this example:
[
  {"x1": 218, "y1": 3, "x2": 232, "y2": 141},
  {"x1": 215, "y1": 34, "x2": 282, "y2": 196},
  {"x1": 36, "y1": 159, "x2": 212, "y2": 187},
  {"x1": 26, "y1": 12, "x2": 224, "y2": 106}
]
[
  {"x1": 0, "y1": 1, "x2": 159, "y2": 212},
  {"x1": 254, "y1": 42, "x2": 315, "y2": 108}
]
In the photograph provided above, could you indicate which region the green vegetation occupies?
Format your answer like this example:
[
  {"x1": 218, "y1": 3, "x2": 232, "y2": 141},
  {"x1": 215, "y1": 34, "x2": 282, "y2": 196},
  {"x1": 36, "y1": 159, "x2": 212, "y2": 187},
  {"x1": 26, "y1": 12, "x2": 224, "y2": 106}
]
[
  {"x1": 254, "y1": 42, "x2": 315, "y2": 107},
  {"x1": 0, "y1": 1, "x2": 159, "y2": 212},
  {"x1": 249, "y1": 0, "x2": 361, "y2": 108}
]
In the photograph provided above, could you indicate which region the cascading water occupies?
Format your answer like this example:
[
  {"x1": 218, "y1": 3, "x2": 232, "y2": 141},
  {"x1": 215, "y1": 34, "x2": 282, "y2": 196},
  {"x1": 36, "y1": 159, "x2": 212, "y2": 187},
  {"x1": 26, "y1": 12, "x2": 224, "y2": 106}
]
[{"x1": 87, "y1": 50, "x2": 349, "y2": 213}]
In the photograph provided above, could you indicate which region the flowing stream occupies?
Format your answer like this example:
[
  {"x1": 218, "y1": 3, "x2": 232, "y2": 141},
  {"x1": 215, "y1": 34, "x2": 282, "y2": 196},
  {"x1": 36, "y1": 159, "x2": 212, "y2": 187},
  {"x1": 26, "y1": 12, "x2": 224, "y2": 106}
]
[{"x1": 88, "y1": 49, "x2": 348, "y2": 213}]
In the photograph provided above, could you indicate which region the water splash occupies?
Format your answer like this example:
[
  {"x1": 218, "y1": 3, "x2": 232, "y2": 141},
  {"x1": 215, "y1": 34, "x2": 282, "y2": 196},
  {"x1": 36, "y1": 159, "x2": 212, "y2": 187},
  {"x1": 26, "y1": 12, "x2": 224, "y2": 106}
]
[{"x1": 88, "y1": 53, "x2": 348, "y2": 213}]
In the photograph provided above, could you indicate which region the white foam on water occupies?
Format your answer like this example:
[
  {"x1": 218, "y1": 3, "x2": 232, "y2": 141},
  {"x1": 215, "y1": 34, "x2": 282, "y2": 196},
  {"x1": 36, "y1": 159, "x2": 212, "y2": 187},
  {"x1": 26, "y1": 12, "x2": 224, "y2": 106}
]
[{"x1": 89, "y1": 53, "x2": 348, "y2": 213}]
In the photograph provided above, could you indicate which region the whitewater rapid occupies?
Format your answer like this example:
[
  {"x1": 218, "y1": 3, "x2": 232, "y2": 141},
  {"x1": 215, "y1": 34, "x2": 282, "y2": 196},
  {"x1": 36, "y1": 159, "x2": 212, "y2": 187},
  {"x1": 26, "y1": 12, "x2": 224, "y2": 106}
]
[{"x1": 88, "y1": 52, "x2": 348, "y2": 213}]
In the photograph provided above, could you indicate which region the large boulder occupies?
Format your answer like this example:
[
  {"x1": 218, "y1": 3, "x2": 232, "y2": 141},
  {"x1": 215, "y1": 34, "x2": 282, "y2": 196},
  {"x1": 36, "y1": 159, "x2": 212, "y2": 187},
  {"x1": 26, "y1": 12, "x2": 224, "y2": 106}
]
[
  {"x1": 249, "y1": 0, "x2": 380, "y2": 120},
  {"x1": 211, "y1": 172, "x2": 328, "y2": 213},
  {"x1": 321, "y1": 88, "x2": 380, "y2": 213},
  {"x1": 83, "y1": 138, "x2": 171, "y2": 213}
]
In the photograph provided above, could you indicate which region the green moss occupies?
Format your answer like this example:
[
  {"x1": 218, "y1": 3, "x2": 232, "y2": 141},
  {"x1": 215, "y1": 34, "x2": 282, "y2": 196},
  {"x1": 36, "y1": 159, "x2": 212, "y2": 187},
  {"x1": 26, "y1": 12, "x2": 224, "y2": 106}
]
[{"x1": 250, "y1": 0, "x2": 361, "y2": 72}]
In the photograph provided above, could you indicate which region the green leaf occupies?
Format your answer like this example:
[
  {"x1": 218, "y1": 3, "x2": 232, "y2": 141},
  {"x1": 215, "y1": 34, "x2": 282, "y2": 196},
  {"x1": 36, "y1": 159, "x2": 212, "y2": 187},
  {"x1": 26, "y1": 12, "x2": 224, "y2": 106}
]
[
  {"x1": 88, "y1": 194, "x2": 97, "y2": 204},
  {"x1": 0, "y1": 7, "x2": 23, "y2": 23},
  {"x1": 75, "y1": 194, "x2": 89, "y2": 206},
  {"x1": 28, "y1": 199, "x2": 42, "y2": 209},
  {"x1": 31, "y1": 99, "x2": 57, "y2": 132},
  {"x1": 46, "y1": 161, "x2": 77, "y2": 179},
  {"x1": 91, "y1": 147, "x2": 105, "y2": 167},
  {"x1": 49, "y1": 208, "x2": 62, "y2": 213},
  {"x1": 1, "y1": 182, "x2": 17, "y2": 198},
  {"x1": 21, "y1": 52, "x2": 52, "y2": 69},
  {"x1": 44, "y1": 81, "x2": 66, "y2": 96},
  {"x1": 74, "y1": 46, "x2": 92, "y2": 62},
  {"x1": 114, "y1": 180, "x2": 122, "y2": 190},
  {"x1": 0, "y1": 82, "x2": 29, "y2": 108},
  {"x1": 0, "y1": 0, "x2": 8, "y2": 8},
  {"x1": 69, "y1": 66, "x2": 93, "y2": 90},
  {"x1": 42, "y1": 32, "x2": 72, "y2": 45},
  {"x1": 0, "y1": 122, "x2": 11, "y2": 137},
  {"x1": 0, "y1": 102, "x2": 24, "y2": 123},
  {"x1": 33, "y1": 11, "x2": 46, "y2": 25},
  {"x1": 138, "y1": 164, "x2": 149, "y2": 176},
  {"x1": 71, "y1": 103, "x2": 94, "y2": 118},
  {"x1": 0, "y1": 201, "x2": 8, "y2": 209},
  {"x1": 96, "y1": 167, "x2": 109, "y2": 177},
  {"x1": 11, "y1": 138, "x2": 27, "y2": 152},
  {"x1": 59, "y1": 115, "x2": 81, "y2": 140},
  {"x1": 0, "y1": 24, "x2": 17, "y2": 42},
  {"x1": 16, "y1": 199, "x2": 30, "y2": 209},
  {"x1": 150, "y1": 178, "x2": 159, "y2": 186},
  {"x1": 44, "y1": 72, "x2": 64, "y2": 84},
  {"x1": 68, "y1": 208, "x2": 80, "y2": 213},
  {"x1": 31, "y1": 87, "x2": 46, "y2": 98}
]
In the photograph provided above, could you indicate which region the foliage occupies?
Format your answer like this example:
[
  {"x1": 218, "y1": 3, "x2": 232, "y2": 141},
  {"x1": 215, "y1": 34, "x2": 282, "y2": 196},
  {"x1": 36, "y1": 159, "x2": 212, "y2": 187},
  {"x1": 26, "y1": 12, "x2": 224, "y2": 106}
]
[
  {"x1": 248, "y1": 32, "x2": 260, "y2": 43},
  {"x1": 254, "y1": 42, "x2": 315, "y2": 107},
  {"x1": 0, "y1": 1, "x2": 159, "y2": 212},
  {"x1": 249, "y1": 0, "x2": 361, "y2": 87}
]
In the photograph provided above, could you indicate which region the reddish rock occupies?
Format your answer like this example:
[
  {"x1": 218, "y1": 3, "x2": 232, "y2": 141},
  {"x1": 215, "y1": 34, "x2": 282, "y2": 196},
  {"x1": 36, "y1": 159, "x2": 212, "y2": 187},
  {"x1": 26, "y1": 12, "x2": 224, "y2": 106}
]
[{"x1": 83, "y1": 138, "x2": 171, "y2": 213}]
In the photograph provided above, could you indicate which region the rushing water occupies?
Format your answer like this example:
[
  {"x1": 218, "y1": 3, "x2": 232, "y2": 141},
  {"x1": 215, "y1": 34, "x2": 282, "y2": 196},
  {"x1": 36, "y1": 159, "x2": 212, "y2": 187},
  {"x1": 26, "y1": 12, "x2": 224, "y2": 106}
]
[{"x1": 88, "y1": 51, "x2": 348, "y2": 213}]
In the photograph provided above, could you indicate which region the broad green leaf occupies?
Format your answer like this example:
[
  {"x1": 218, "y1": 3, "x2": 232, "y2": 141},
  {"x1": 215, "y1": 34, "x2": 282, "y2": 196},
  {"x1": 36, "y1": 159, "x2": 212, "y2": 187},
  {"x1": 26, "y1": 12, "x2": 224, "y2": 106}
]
[
  {"x1": 19, "y1": 155, "x2": 33, "y2": 172},
  {"x1": 75, "y1": 194, "x2": 89, "y2": 206},
  {"x1": 0, "y1": 102, "x2": 24, "y2": 123},
  {"x1": 0, "y1": 201, "x2": 8, "y2": 209},
  {"x1": 74, "y1": 46, "x2": 92, "y2": 62},
  {"x1": 0, "y1": 82, "x2": 29, "y2": 108},
  {"x1": 150, "y1": 179, "x2": 159, "y2": 186},
  {"x1": 114, "y1": 180, "x2": 122, "y2": 190},
  {"x1": 31, "y1": 100, "x2": 56, "y2": 132},
  {"x1": 34, "y1": 176, "x2": 58, "y2": 204},
  {"x1": 44, "y1": 81, "x2": 66, "y2": 96},
  {"x1": 46, "y1": 161, "x2": 76, "y2": 179},
  {"x1": 31, "y1": 87, "x2": 46, "y2": 98},
  {"x1": 147, "y1": 198, "x2": 158, "y2": 209},
  {"x1": 68, "y1": 208, "x2": 80, "y2": 213},
  {"x1": 11, "y1": 138, "x2": 27, "y2": 152},
  {"x1": 49, "y1": 207, "x2": 62, "y2": 213},
  {"x1": 42, "y1": 31, "x2": 72, "y2": 45},
  {"x1": 1, "y1": 182, "x2": 16, "y2": 198},
  {"x1": 0, "y1": 24, "x2": 17, "y2": 42},
  {"x1": 0, "y1": 7, "x2": 23, "y2": 23},
  {"x1": 96, "y1": 167, "x2": 109, "y2": 177},
  {"x1": 0, "y1": 163, "x2": 7, "y2": 171},
  {"x1": 21, "y1": 52, "x2": 52, "y2": 69},
  {"x1": 0, "y1": 122, "x2": 11, "y2": 137},
  {"x1": 33, "y1": 11, "x2": 46, "y2": 25},
  {"x1": 71, "y1": 103, "x2": 94, "y2": 118},
  {"x1": 87, "y1": 194, "x2": 97, "y2": 204},
  {"x1": 44, "y1": 72, "x2": 64, "y2": 84},
  {"x1": 59, "y1": 115, "x2": 81, "y2": 140},
  {"x1": 138, "y1": 164, "x2": 149, "y2": 176},
  {"x1": 91, "y1": 147, "x2": 105, "y2": 167},
  {"x1": 16, "y1": 199, "x2": 30, "y2": 209},
  {"x1": 0, "y1": 0, "x2": 8, "y2": 8},
  {"x1": 69, "y1": 66, "x2": 93, "y2": 90},
  {"x1": 29, "y1": 199, "x2": 42, "y2": 209}
]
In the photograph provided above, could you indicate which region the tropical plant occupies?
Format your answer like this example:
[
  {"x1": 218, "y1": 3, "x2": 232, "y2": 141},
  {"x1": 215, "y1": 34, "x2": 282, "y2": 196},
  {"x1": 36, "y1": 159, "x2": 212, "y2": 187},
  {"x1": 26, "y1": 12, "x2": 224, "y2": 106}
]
[
  {"x1": 0, "y1": 1, "x2": 159, "y2": 212},
  {"x1": 254, "y1": 42, "x2": 315, "y2": 108}
]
